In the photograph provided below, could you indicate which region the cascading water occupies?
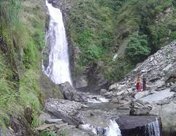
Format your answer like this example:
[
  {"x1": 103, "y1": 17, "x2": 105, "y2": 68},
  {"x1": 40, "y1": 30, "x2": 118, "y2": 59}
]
[
  {"x1": 145, "y1": 118, "x2": 160, "y2": 136},
  {"x1": 105, "y1": 120, "x2": 122, "y2": 136},
  {"x1": 80, "y1": 120, "x2": 121, "y2": 136},
  {"x1": 44, "y1": 1, "x2": 122, "y2": 136},
  {"x1": 44, "y1": 0, "x2": 72, "y2": 85}
]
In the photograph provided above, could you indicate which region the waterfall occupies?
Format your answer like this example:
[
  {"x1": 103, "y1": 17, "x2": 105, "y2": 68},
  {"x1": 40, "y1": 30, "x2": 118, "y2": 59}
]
[
  {"x1": 44, "y1": 0, "x2": 72, "y2": 85},
  {"x1": 105, "y1": 120, "x2": 122, "y2": 136},
  {"x1": 146, "y1": 118, "x2": 160, "y2": 136},
  {"x1": 80, "y1": 120, "x2": 121, "y2": 136}
]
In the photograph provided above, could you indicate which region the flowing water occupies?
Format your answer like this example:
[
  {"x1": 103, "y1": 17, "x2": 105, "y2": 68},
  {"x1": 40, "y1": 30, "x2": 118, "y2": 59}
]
[
  {"x1": 105, "y1": 120, "x2": 122, "y2": 136},
  {"x1": 44, "y1": 1, "x2": 122, "y2": 136},
  {"x1": 44, "y1": 0, "x2": 72, "y2": 85},
  {"x1": 146, "y1": 118, "x2": 160, "y2": 136}
]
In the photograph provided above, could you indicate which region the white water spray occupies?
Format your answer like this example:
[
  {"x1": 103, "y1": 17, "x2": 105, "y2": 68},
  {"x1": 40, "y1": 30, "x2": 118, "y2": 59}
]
[
  {"x1": 105, "y1": 120, "x2": 122, "y2": 136},
  {"x1": 146, "y1": 118, "x2": 160, "y2": 136},
  {"x1": 44, "y1": 0, "x2": 72, "y2": 84},
  {"x1": 80, "y1": 120, "x2": 121, "y2": 136}
]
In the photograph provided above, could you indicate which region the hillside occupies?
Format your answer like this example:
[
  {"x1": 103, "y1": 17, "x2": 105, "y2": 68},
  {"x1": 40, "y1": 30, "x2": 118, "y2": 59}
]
[
  {"x1": 0, "y1": 0, "x2": 46, "y2": 134},
  {"x1": 63, "y1": 0, "x2": 176, "y2": 82},
  {"x1": 0, "y1": 0, "x2": 176, "y2": 135}
]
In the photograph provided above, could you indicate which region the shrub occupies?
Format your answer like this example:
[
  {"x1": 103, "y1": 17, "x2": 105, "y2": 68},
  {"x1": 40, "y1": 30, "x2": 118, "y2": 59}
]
[{"x1": 125, "y1": 32, "x2": 151, "y2": 63}]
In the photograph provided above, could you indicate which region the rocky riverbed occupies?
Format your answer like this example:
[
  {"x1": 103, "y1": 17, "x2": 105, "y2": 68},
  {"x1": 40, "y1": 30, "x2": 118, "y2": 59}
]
[{"x1": 37, "y1": 41, "x2": 176, "y2": 136}]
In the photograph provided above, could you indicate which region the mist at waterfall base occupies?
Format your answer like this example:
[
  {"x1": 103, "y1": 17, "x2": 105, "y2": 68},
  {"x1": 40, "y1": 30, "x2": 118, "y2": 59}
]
[
  {"x1": 44, "y1": 0, "x2": 72, "y2": 85},
  {"x1": 80, "y1": 120, "x2": 122, "y2": 136}
]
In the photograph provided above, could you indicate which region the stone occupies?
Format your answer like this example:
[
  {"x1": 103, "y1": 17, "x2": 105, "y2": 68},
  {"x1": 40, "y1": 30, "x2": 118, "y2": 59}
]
[
  {"x1": 150, "y1": 102, "x2": 176, "y2": 134},
  {"x1": 35, "y1": 124, "x2": 55, "y2": 131},
  {"x1": 171, "y1": 84, "x2": 176, "y2": 92},
  {"x1": 116, "y1": 90, "x2": 125, "y2": 96},
  {"x1": 116, "y1": 115, "x2": 162, "y2": 136},
  {"x1": 100, "y1": 89, "x2": 107, "y2": 95},
  {"x1": 109, "y1": 83, "x2": 127, "y2": 92},
  {"x1": 40, "y1": 73, "x2": 63, "y2": 99},
  {"x1": 24, "y1": 107, "x2": 33, "y2": 125},
  {"x1": 45, "y1": 98, "x2": 84, "y2": 126},
  {"x1": 129, "y1": 100, "x2": 152, "y2": 115},
  {"x1": 59, "y1": 82, "x2": 84, "y2": 102},
  {"x1": 139, "y1": 88, "x2": 175, "y2": 104},
  {"x1": 111, "y1": 97, "x2": 119, "y2": 103},
  {"x1": 45, "y1": 119, "x2": 62, "y2": 124},
  {"x1": 74, "y1": 75, "x2": 88, "y2": 89},
  {"x1": 5, "y1": 128, "x2": 15, "y2": 136},
  {"x1": 109, "y1": 83, "x2": 119, "y2": 91},
  {"x1": 39, "y1": 112, "x2": 52, "y2": 123},
  {"x1": 9, "y1": 116, "x2": 34, "y2": 136},
  {"x1": 134, "y1": 91, "x2": 150, "y2": 99}
]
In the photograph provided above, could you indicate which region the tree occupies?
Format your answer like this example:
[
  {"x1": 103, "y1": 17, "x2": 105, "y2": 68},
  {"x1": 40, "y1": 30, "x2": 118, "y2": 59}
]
[{"x1": 125, "y1": 32, "x2": 151, "y2": 63}]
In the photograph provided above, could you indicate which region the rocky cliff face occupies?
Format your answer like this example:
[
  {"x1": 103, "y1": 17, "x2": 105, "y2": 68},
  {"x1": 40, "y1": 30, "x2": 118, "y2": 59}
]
[
  {"x1": 108, "y1": 41, "x2": 176, "y2": 135},
  {"x1": 123, "y1": 41, "x2": 176, "y2": 90}
]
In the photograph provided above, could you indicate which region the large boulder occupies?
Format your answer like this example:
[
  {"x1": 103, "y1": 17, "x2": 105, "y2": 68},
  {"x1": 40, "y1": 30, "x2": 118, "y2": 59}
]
[
  {"x1": 150, "y1": 101, "x2": 176, "y2": 134},
  {"x1": 108, "y1": 41, "x2": 176, "y2": 134},
  {"x1": 135, "y1": 88, "x2": 176, "y2": 134},
  {"x1": 139, "y1": 88, "x2": 175, "y2": 104},
  {"x1": 45, "y1": 98, "x2": 86, "y2": 126},
  {"x1": 40, "y1": 73, "x2": 63, "y2": 99},
  {"x1": 59, "y1": 82, "x2": 84, "y2": 102},
  {"x1": 116, "y1": 115, "x2": 162, "y2": 136}
]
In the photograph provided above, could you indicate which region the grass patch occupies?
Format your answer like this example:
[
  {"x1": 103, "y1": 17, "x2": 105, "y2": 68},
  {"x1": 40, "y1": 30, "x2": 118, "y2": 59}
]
[{"x1": 0, "y1": 0, "x2": 45, "y2": 133}]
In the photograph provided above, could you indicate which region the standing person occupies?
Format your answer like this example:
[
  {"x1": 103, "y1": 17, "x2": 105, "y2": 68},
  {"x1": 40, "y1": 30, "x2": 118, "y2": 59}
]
[
  {"x1": 142, "y1": 77, "x2": 146, "y2": 91},
  {"x1": 135, "y1": 73, "x2": 142, "y2": 92}
]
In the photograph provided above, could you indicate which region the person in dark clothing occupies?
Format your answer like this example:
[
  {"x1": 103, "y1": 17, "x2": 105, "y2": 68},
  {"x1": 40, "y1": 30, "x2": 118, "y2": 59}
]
[{"x1": 142, "y1": 77, "x2": 146, "y2": 91}]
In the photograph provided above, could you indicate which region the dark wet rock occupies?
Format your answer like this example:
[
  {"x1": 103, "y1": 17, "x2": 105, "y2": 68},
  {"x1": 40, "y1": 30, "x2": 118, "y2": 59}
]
[
  {"x1": 150, "y1": 102, "x2": 176, "y2": 133},
  {"x1": 10, "y1": 116, "x2": 34, "y2": 136},
  {"x1": 73, "y1": 62, "x2": 109, "y2": 93},
  {"x1": 171, "y1": 84, "x2": 176, "y2": 92},
  {"x1": 59, "y1": 82, "x2": 84, "y2": 102},
  {"x1": 116, "y1": 115, "x2": 161, "y2": 136},
  {"x1": 40, "y1": 73, "x2": 63, "y2": 99},
  {"x1": 24, "y1": 107, "x2": 33, "y2": 125},
  {"x1": 100, "y1": 89, "x2": 107, "y2": 95},
  {"x1": 0, "y1": 36, "x2": 8, "y2": 54},
  {"x1": 74, "y1": 75, "x2": 88, "y2": 89}
]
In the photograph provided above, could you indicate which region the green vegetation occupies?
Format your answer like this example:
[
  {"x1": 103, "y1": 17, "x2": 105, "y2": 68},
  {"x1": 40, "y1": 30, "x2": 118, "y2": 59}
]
[
  {"x1": 125, "y1": 33, "x2": 150, "y2": 63},
  {"x1": 0, "y1": 0, "x2": 45, "y2": 132},
  {"x1": 68, "y1": 0, "x2": 114, "y2": 68},
  {"x1": 0, "y1": 0, "x2": 176, "y2": 133},
  {"x1": 67, "y1": 0, "x2": 176, "y2": 81},
  {"x1": 40, "y1": 130, "x2": 57, "y2": 136},
  {"x1": 39, "y1": 130, "x2": 67, "y2": 136}
]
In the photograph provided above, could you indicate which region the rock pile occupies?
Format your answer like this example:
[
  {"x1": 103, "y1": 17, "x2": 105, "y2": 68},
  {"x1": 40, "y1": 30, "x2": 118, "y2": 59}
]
[{"x1": 106, "y1": 41, "x2": 176, "y2": 134}]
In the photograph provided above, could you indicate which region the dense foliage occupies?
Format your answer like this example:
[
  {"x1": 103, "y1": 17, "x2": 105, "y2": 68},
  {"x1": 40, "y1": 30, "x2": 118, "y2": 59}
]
[
  {"x1": 126, "y1": 33, "x2": 150, "y2": 63},
  {"x1": 67, "y1": 0, "x2": 176, "y2": 81},
  {"x1": 0, "y1": 0, "x2": 45, "y2": 130},
  {"x1": 0, "y1": 0, "x2": 176, "y2": 133}
]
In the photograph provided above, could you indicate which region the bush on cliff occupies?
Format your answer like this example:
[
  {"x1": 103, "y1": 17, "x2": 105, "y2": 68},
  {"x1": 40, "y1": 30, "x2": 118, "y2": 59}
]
[{"x1": 125, "y1": 33, "x2": 151, "y2": 63}]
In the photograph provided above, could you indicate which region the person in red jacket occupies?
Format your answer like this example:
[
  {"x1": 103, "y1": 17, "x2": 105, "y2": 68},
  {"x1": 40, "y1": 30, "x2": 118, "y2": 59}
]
[{"x1": 136, "y1": 73, "x2": 142, "y2": 92}]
